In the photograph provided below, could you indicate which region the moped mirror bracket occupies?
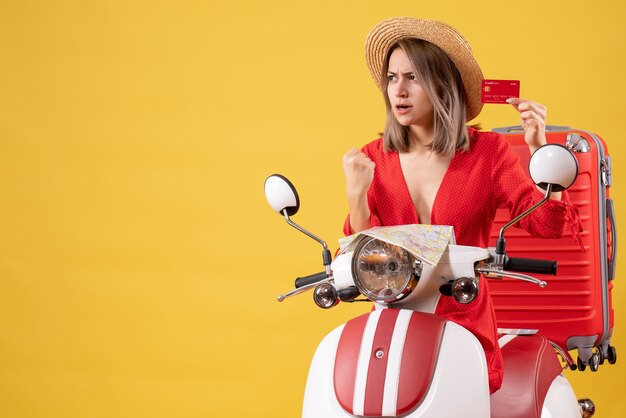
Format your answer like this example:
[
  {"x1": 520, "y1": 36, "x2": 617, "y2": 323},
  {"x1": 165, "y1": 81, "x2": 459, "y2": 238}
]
[
  {"x1": 265, "y1": 174, "x2": 333, "y2": 275},
  {"x1": 494, "y1": 144, "x2": 578, "y2": 272},
  {"x1": 495, "y1": 184, "x2": 553, "y2": 268},
  {"x1": 282, "y1": 210, "x2": 333, "y2": 274}
]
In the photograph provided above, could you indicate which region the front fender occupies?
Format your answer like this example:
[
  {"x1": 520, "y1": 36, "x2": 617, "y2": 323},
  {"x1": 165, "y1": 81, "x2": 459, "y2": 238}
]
[{"x1": 302, "y1": 309, "x2": 490, "y2": 418}]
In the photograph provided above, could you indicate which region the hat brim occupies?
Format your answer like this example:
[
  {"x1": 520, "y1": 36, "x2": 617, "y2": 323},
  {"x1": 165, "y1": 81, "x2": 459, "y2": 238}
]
[{"x1": 365, "y1": 17, "x2": 484, "y2": 121}]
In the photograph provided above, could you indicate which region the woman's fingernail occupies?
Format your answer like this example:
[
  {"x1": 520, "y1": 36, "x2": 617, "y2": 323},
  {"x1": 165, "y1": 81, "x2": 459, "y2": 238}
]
[{"x1": 506, "y1": 98, "x2": 514, "y2": 103}]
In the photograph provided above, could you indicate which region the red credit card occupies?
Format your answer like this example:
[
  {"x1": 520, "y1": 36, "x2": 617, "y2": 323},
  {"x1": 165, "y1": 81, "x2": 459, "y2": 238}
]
[{"x1": 481, "y1": 79, "x2": 520, "y2": 104}]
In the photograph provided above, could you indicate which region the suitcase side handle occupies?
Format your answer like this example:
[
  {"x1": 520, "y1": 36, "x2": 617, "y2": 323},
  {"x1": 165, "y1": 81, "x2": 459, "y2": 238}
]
[
  {"x1": 607, "y1": 198, "x2": 617, "y2": 280},
  {"x1": 492, "y1": 125, "x2": 572, "y2": 133}
]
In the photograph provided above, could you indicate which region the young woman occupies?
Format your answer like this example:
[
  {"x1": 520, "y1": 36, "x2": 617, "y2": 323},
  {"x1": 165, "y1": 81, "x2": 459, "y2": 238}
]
[{"x1": 342, "y1": 17, "x2": 578, "y2": 393}]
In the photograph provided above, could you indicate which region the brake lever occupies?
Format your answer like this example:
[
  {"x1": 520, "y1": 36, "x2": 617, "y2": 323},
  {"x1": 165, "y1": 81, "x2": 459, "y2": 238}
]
[
  {"x1": 476, "y1": 266, "x2": 547, "y2": 288},
  {"x1": 277, "y1": 277, "x2": 334, "y2": 302}
]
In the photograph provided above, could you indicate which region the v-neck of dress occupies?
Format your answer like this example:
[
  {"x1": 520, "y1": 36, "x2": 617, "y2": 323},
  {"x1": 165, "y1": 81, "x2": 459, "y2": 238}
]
[{"x1": 394, "y1": 150, "x2": 458, "y2": 225}]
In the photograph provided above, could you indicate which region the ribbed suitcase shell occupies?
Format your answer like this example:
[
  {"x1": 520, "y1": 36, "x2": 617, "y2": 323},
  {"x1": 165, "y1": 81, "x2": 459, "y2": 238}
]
[{"x1": 487, "y1": 126, "x2": 616, "y2": 363}]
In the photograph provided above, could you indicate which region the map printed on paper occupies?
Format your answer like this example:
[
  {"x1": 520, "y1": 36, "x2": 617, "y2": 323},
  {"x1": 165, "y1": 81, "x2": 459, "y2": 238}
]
[{"x1": 338, "y1": 224, "x2": 455, "y2": 267}]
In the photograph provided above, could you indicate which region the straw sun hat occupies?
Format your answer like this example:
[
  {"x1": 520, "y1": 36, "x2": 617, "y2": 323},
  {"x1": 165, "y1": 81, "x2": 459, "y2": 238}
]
[{"x1": 365, "y1": 17, "x2": 484, "y2": 121}]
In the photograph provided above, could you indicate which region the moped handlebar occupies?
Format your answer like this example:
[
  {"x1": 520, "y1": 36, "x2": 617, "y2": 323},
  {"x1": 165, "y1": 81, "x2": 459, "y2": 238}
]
[
  {"x1": 505, "y1": 257, "x2": 557, "y2": 276},
  {"x1": 295, "y1": 271, "x2": 328, "y2": 288}
]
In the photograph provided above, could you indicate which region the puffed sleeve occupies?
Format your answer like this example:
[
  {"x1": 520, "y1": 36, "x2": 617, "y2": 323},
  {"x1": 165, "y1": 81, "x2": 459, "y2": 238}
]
[{"x1": 490, "y1": 136, "x2": 572, "y2": 238}]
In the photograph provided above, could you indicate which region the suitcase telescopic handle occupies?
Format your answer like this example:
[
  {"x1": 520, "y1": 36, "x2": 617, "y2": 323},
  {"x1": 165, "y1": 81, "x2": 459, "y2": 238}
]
[
  {"x1": 492, "y1": 125, "x2": 572, "y2": 133},
  {"x1": 504, "y1": 257, "x2": 557, "y2": 276},
  {"x1": 607, "y1": 198, "x2": 617, "y2": 280}
]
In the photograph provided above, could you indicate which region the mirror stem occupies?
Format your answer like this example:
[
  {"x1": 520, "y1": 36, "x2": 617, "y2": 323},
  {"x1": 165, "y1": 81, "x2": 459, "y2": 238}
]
[
  {"x1": 283, "y1": 210, "x2": 333, "y2": 275},
  {"x1": 495, "y1": 184, "x2": 553, "y2": 267}
]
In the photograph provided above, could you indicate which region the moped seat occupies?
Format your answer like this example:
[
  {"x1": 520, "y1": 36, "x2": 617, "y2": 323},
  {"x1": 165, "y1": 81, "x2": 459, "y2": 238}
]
[{"x1": 490, "y1": 334, "x2": 563, "y2": 418}]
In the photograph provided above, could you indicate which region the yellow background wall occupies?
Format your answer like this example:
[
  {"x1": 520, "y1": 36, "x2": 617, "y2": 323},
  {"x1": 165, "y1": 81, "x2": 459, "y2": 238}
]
[{"x1": 1, "y1": 0, "x2": 624, "y2": 416}]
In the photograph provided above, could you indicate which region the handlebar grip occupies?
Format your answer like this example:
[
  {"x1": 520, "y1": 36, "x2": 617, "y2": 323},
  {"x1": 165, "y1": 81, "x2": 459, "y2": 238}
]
[
  {"x1": 295, "y1": 271, "x2": 327, "y2": 288},
  {"x1": 338, "y1": 286, "x2": 361, "y2": 302},
  {"x1": 505, "y1": 257, "x2": 557, "y2": 276}
]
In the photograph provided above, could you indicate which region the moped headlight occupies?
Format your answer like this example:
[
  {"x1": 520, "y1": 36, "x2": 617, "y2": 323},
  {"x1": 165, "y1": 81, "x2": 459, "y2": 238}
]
[{"x1": 351, "y1": 236, "x2": 418, "y2": 302}]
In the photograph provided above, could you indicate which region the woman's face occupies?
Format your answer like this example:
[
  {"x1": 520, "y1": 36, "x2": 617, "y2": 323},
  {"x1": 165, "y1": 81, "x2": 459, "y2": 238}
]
[{"x1": 386, "y1": 48, "x2": 434, "y2": 128}]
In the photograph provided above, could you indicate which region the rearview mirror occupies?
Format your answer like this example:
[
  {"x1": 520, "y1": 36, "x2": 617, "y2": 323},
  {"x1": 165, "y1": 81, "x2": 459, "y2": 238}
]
[
  {"x1": 264, "y1": 174, "x2": 300, "y2": 216},
  {"x1": 529, "y1": 144, "x2": 578, "y2": 192}
]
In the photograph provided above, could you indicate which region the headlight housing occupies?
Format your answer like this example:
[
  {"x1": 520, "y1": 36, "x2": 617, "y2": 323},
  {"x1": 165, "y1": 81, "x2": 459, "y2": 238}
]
[{"x1": 351, "y1": 236, "x2": 418, "y2": 302}]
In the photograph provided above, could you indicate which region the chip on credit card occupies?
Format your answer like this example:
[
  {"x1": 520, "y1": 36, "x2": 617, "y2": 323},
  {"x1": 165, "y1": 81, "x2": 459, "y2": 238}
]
[{"x1": 481, "y1": 79, "x2": 520, "y2": 104}]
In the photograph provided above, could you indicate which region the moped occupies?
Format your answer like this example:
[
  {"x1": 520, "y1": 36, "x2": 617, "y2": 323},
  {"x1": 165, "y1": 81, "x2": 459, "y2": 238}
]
[{"x1": 265, "y1": 144, "x2": 595, "y2": 418}]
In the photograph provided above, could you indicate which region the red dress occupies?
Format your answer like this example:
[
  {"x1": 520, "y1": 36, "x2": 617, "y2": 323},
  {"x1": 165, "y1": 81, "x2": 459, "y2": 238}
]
[{"x1": 343, "y1": 128, "x2": 574, "y2": 393}]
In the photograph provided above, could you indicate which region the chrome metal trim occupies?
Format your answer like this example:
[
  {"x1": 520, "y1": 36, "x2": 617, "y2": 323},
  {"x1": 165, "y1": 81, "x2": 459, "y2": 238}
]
[
  {"x1": 282, "y1": 210, "x2": 332, "y2": 275},
  {"x1": 313, "y1": 282, "x2": 339, "y2": 309},
  {"x1": 549, "y1": 340, "x2": 575, "y2": 371},
  {"x1": 476, "y1": 267, "x2": 547, "y2": 287},
  {"x1": 498, "y1": 184, "x2": 553, "y2": 242},
  {"x1": 497, "y1": 328, "x2": 538, "y2": 335},
  {"x1": 277, "y1": 277, "x2": 333, "y2": 302},
  {"x1": 566, "y1": 133, "x2": 591, "y2": 153},
  {"x1": 578, "y1": 398, "x2": 595, "y2": 417},
  {"x1": 351, "y1": 236, "x2": 417, "y2": 303},
  {"x1": 601, "y1": 156, "x2": 612, "y2": 187},
  {"x1": 413, "y1": 259, "x2": 423, "y2": 277},
  {"x1": 451, "y1": 277, "x2": 479, "y2": 304}
]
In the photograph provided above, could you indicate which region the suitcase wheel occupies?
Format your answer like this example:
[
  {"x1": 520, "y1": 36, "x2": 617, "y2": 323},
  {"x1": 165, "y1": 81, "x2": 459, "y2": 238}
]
[
  {"x1": 589, "y1": 353, "x2": 600, "y2": 372},
  {"x1": 575, "y1": 353, "x2": 600, "y2": 372},
  {"x1": 608, "y1": 345, "x2": 617, "y2": 365}
]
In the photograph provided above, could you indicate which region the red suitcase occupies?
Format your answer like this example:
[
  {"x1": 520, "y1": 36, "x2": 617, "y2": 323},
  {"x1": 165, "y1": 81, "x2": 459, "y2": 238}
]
[{"x1": 487, "y1": 126, "x2": 617, "y2": 370}]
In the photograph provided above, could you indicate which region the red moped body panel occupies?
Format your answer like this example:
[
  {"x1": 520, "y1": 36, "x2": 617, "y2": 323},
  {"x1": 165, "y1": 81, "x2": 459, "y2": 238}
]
[{"x1": 333, "y1": 309, "x2": 446, "y2": 417}]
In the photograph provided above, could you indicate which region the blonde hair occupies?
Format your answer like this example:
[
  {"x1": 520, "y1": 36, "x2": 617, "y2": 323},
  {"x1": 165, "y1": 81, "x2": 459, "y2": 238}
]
[{"x1": 382, "y1": 38, "x2": 471, "y2": 154}]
